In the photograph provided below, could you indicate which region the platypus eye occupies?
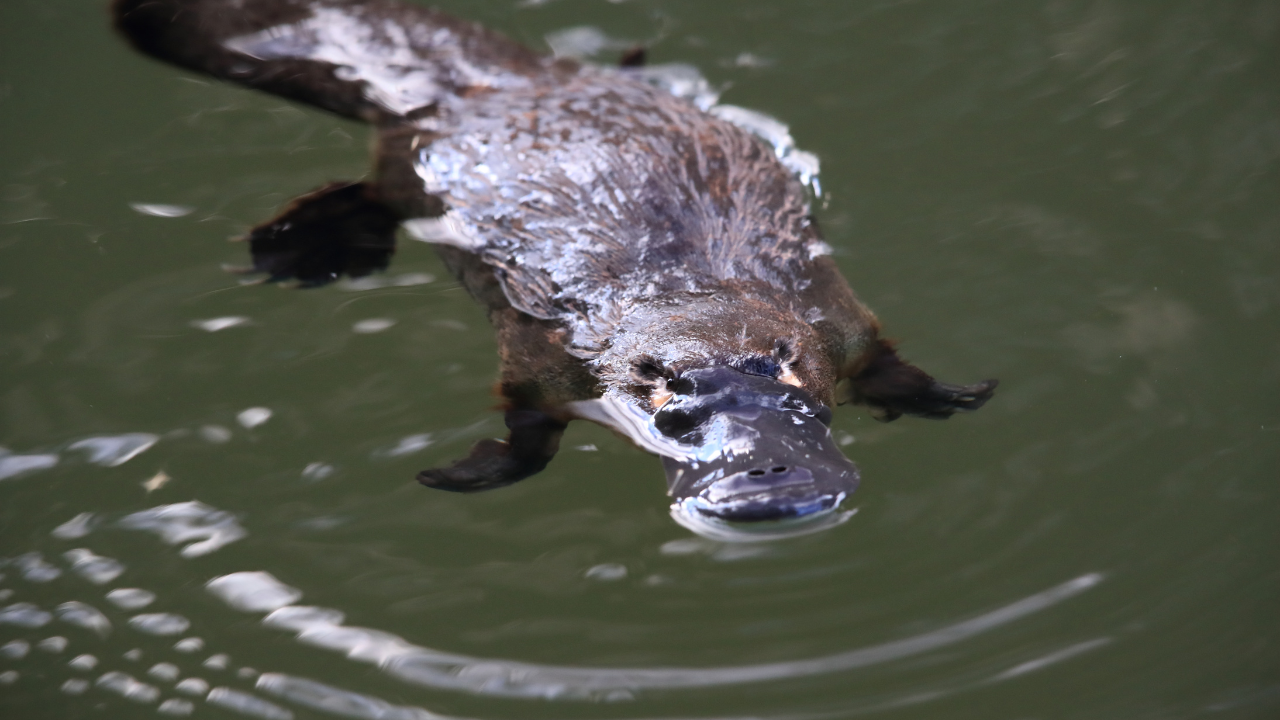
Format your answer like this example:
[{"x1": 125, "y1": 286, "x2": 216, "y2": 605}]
[
  {"x1": 665, "y1": 375, "x2": 698, "y2": 396},
  {"x1": 631, "y1": 357, "x2": 668, "y2": 384}
]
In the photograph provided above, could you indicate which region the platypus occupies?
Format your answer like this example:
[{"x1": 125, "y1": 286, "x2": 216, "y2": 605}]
[{"x1": 112, "y1": 0, "x2": 996, "y2": 533}]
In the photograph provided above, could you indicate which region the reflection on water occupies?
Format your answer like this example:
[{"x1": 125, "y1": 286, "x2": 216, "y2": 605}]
[
  {"x1": 669, "y1": 502, "x2": 857, "y2": 543},
  {"x1": 251, "y1": 572, "x2": 1103, "y2": 701},
  {"x1": 1, "y1": 463, "x2": 1106, "y2": 715},
  {"x1": 118, "y1": 502, "x2": 249, "y2": 559},
  {"x1": 0, "y1": 451, "x2": 59, "y2": 482},
  {"x1": 63, "y1": 549, "x2": 125, "y2": 585},
  {"x1": 1, "y1": 432, "x2": 159, "y2": 482},
  {"x1": 69, "y1": 434, "x2": 161, "y2": 467}
]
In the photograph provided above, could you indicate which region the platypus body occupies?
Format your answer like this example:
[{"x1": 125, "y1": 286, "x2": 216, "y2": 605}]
[{"x1": 113, "y1": 0, "x2": 996, "y2": 533}]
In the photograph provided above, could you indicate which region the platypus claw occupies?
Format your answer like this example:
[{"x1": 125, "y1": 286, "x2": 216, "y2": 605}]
[
  {"x1": 850, "y1": 340, "x2": 998, "y2": 422},
  {"x1": 245, "y1": 181, "x2": 400, "y2": 287},
  {"x1": 417, "y1": 439, "x2": 531, "y2": 492},
  {"x1": 418, "y1": 409, "x2": 566, "y2": 492}
]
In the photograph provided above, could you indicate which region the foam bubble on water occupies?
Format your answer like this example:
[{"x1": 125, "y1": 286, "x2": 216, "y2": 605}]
[
  {"x1": 61, "y1": 678, "x2": 90, "y2": 695},
  {"x1": 68, "y1": 433, "x2": 159, "y2": 467},
  {"x1": 257, "y1": 672, "x2": 443, "y2": 720},
  {"x1": 192, "y1": 316, "x2": 250, "y2": 332},
  {"x1": 238, "y1": 667, "x2": 260, "y2": 680},
  {"x1": 106, "y1": 588, "x2": 156, "y2": 610},
  {"x1": 123, "y1": 648, "x2": 144, "y2": 661},
  {"x1": 339, "y1": 272, "x2": 434, "y2": 291},
  {"x1": 129, "y1": 613, "x2": 191, "y2": 636},
  {"x1": 0, "y1": 670, "x2": 17, "y2": 685},
  {"x1": 301, "y1": 462, "x2": 335, "y2": 481},
  {"x1": 1, "y1": 639, "x2": 30, "y2": 659},
  {"x1": 0, "y1": 451, "x2": 59, "y2": 481},
  {"x1": 118, "y1": 501, "x2": 247, "y2": 558},
  {"x1": 176, "y1": 677, "x2": 210, "y2": 696},
  {"x1": 727, "y1": 51, "x2": 774, "y2": 68},
  {"x1": 130, "y1": 203, "x2": 194, "y2": 218},
  {"x1": 372, "y1": 433, "x2": 433, "y2": 459},
  {"x1": 352, "y1": 318, "x2": 396, "y2": 334},
  {"x1": 236, "y1": 408, "x2": 273, "y2": 429},
  {"x1": 15, "y1": 552, "x2": 62, "y2": 582},
  {"x1": 204, "y1": 654, "x2": 230, "y2": 671},
  {"x1": 149, "y1": 662, "x2": 181, "y2": 682},
  {"x1": 633, "y1": 63, "x2": 722, "y2": 111},
  {"x1": 584, "y1": 563, "x2": 628, "y2": 581},
  {"x1": 63, "y1": 548, "x2": 125, "y2": 585},
  {"x1": 174, "y1": 637, "x2": 205, "y2": 653},
  {"x1": 545, "y1": 26, "x2": 628, "y2": 59},
  {"x1": 96, "y1": 671, "x2": 160, "y2": 703},
  {"x1": 69, "y1": 654, "x2": 98, "y2": 671},
  {"x1": 37, "y1": 635, "x2": 68, "y2": 653},
  {"x1": 57, "y1": 601, "x2": 112, "y2": 637},
  {"x1": 402, "y1": 213, "x2": 483, "y2": 250},
  {"x1": 51, "y1": 513, "x2": 98, "y2": 540},
  {"x1": 391, "y1": 273, "x2": 437, "y2": 287},
  {"x1": 206, "y1": 572, "x2": 302, "y2": 613},
  {"x1": 199, "y1": 425, "x2": 233, "y2": 443},
  {"x1": 0, "y1": 602, "x2": 52, "y2": 627},
  {"x1": 207, "y1": 687, "x2": 295, "y2": 720},
  {"x1": 159, "y1": 698, "x2": 196, "y2": 716}
]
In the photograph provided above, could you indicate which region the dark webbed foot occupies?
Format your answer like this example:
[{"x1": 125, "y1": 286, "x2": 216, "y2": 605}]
[
  {"x1": 246, "y1": 181, "x2": 400, "y2": 287},
  {"x1": 417, "y1": 409, "x2": 566, "y2": 492},
  {"x1": 849, "y1": 340, "x2": 997, "y2": 422}
]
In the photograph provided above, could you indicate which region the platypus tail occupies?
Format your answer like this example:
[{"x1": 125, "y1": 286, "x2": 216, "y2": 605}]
[{"x1": 111, "y1": 0, "x2": 551, "y2": 123}]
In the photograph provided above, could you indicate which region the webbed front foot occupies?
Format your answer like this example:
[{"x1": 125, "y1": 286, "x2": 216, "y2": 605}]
[
  {"x1": 417, "y1": 409, "x2": 566, "y2": 492},
  {"x1": 244, "y1": 181, "x2": 400, "y2": 287},
  {"x1": 848, "y1": 340, "x2": 997, "y2": 422}
]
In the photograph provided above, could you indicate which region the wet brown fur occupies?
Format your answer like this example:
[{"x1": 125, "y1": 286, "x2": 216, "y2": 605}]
[{"x1": 111, "y1": 0, "x2": 996, "y2": 488}]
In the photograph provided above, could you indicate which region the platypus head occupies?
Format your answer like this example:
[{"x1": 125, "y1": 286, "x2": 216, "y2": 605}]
[
  {"x1": 653, "y1": 366, "x2": 859, "y2": 527},
  {"x1": 579, "y1": 296, "x2": 862, "y2": 537}
]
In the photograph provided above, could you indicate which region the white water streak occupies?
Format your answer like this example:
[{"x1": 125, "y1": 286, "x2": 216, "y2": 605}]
[{"x1": 209, "y1": 574, "x2": 1108, "y2": 700}]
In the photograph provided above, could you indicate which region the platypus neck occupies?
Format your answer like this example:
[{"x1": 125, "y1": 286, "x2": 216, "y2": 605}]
[{"x1": 590, "y1": 293, "x2": 837, "y2": 407}]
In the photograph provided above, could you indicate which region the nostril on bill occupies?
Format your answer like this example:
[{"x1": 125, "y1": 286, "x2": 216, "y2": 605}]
[{"x1": 771, "y1": 466, "x2": 787, "y2": 473}]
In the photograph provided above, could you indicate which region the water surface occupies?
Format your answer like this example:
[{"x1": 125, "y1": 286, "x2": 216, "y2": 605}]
[{"x1": 2, "y1": 1, "x2": 1277, "y2": 719}]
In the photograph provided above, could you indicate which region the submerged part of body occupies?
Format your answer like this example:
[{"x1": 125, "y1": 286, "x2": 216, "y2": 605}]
[{"x1": 112, "y1": 0, "x2": 996, "y2": 537}]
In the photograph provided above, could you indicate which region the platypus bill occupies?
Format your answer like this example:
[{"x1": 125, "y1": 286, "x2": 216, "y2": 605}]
[{"x1": 113, "y1": 0, "x2": 996, "y2": 537}]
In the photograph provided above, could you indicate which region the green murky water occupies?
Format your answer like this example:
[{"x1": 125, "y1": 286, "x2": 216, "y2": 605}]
[{"x1": 2, "y1": 1, "x2": 1277, "y2": 718}]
